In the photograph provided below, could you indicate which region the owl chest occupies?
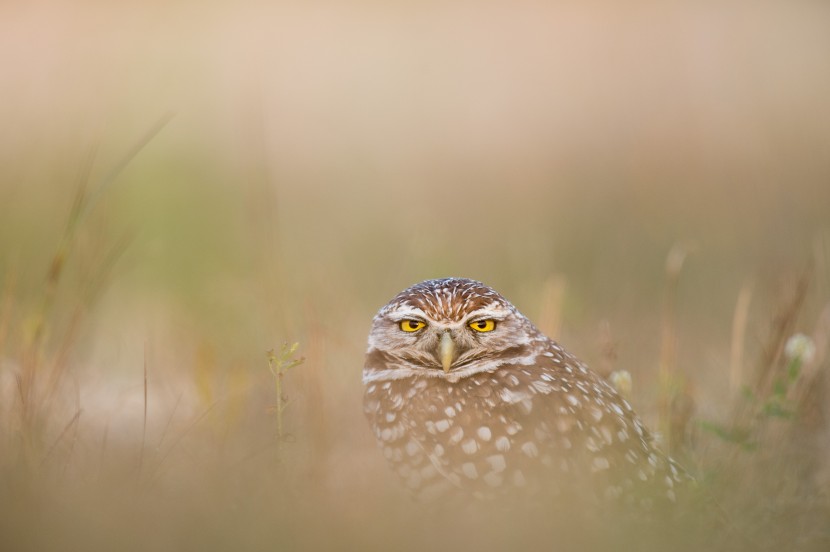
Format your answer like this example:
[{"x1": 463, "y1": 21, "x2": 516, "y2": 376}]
[{"x1": 365, "y1": 377, "x2": 568, "y2": 497}]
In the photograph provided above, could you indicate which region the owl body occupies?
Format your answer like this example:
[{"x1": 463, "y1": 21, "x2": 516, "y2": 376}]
[{"x1": 363, "y1": 278, "x2": 685, "y2": 506}]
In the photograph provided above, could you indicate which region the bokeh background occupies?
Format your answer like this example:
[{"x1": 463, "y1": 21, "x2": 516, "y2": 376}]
[{"x1": 1, "y1": 1, "x2": 829, "y2": 550}]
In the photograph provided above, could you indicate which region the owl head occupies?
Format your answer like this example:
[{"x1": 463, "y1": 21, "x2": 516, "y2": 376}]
[{"x1": 364, "y1": 278, "x2": 541, "y2": 383}]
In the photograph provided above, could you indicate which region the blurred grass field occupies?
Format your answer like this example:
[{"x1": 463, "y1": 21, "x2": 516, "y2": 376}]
[{"x1": 2, "y1": 1, "x2": 830, "y2": 550}]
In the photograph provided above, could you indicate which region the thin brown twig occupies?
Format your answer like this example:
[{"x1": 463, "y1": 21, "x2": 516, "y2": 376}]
[
  {"x1": 148, "y1": 402, "x2": 218, "y2": 482},
  {"x1": 755, "y1": 270, "x2": 811, "y2": 398},
  {"x1": 138, "y1": 344, "x2": 148, "y2": 478},
  {"x1": 156, "y1": 391, "x2": 184, "y2": 451},
  {"x1": 98, "y1": 420, "x2": 110, "y2": 479},
  {"x1": 40, "y1": 408, "x2": 83, "y2": 467},
  {"x1": 729, "y1": 283, "x2": 753, "y2": 396},
  {"x1": 789, "y1": 301, "x2": 830, "y2": 426},
  {"x1": 229, "y1": 440, "x2": 281, "y2": 471},
  {"x1": 81, "y1": 112, "x2": 175, "y2": 221},
  {"x1": 659, "y1": 242, "x2": 694, "y2": 452},
  {"x1": 81, "y1": 230, "x2": 135, "y2": 308},
  {"x1": 723, "y1": 268, "x2": 813, "y2": 466},
  {"x1": 0, "y1": 269, "x2": 16, "y2": 356},
  {"x1": 60, "y1": 378, "x2": 83, "y2": 477},
  {"x1": 43, "y1": 306, "x2": 84, "y2": 407}
]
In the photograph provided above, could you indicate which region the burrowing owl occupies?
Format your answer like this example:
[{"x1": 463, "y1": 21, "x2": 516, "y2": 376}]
[{"x1": 363, "y1": 278, "x2": 686, "y2": 507}]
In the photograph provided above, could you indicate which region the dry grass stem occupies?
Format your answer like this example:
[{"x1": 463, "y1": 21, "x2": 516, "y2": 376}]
[{"x1": 729, "y1": 283, "x2": 753, "y2": 396}]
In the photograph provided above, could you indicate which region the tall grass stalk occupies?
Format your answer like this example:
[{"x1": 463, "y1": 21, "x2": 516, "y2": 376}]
[
  {"x1": 8, "y1": 118, "x2": 171, "y2": 474},
  {"x1": 659, "y1": 242, "x2": 696, "y2": 454}
]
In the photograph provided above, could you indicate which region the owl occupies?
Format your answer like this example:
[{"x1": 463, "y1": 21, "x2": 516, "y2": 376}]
[{"x1": 363, "y1": 277, "x2": 687, "y2": 508}]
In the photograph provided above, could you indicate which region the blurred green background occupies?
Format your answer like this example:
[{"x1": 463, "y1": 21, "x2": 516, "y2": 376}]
[{"x1": 1, "y1": 1, "x2": 829, "y2": 550}]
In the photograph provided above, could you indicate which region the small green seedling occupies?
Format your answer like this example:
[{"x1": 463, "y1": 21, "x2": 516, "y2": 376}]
[{"x1": 266, "y1": 343, "x2": 305, "y2": 443}]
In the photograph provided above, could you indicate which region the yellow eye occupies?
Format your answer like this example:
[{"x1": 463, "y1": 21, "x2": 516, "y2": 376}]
[
  {"x1": 400, "y1": 320, "x2": 426, "y2": 332},
  {"x1": 469, "y1": 319, "x2": 496, "y2": 332}
]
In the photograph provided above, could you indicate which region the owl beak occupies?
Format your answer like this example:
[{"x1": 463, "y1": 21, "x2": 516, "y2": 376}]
[{"x1": 440, "y1": 332, "x2": 455, "y2": 373}]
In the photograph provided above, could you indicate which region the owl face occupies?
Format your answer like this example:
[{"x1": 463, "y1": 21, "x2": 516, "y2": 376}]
[{"x1": 364, "y1": 278, "x2": 539, "y2": 383}]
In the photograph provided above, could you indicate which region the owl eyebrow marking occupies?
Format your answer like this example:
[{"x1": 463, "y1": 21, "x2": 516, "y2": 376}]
[
  {"x1": 464, "y1": 308, "x2": 509, "y2": 322},
  {"x1": 387, "y1": 307, "x2": 429, "y2": 322}
]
